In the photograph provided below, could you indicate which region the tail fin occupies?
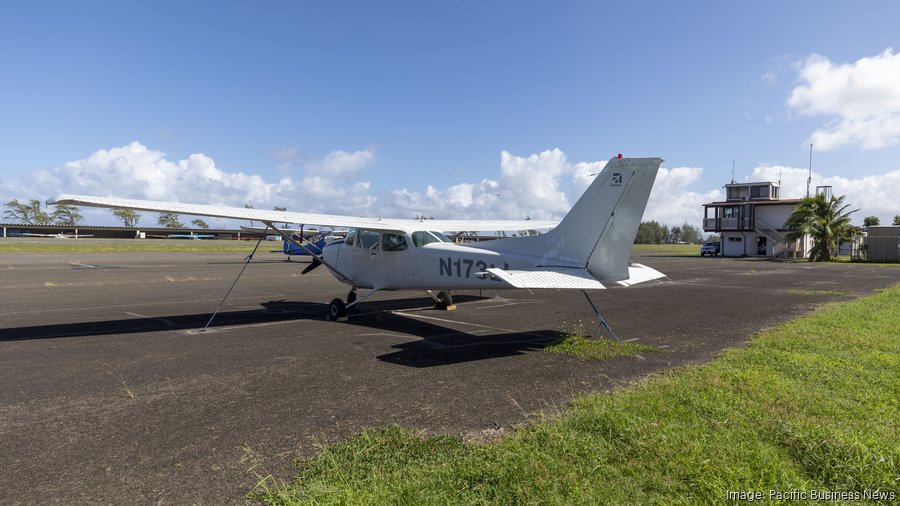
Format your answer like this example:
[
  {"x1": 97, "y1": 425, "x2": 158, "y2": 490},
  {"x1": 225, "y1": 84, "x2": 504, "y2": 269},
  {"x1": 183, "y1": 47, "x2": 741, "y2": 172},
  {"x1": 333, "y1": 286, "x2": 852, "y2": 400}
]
[
  {"x1": 577, "y1": 157, "x2": 662, "y2": 282},
  {"x1": 484, "y1": 156, "x2": 662, "y2": 283}
]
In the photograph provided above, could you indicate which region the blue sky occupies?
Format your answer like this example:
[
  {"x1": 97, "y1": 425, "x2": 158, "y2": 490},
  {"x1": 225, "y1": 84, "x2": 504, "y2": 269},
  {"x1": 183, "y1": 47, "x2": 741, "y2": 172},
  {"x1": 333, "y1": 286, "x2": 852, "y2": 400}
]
[{"x1": 2, "y1": 1, "x2": 899, "y2": 227}]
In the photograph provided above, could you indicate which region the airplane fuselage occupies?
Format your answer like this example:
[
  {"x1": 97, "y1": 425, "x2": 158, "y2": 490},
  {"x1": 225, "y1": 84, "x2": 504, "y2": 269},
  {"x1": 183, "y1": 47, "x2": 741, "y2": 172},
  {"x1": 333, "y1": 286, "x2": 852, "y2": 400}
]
[{"x1": 320, "y1": 229, "x2": 565, "y2": 290}]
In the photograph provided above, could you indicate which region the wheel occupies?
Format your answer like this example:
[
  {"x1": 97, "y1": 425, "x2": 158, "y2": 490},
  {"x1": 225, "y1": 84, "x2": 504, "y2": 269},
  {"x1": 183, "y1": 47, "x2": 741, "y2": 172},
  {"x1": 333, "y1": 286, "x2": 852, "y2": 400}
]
[
  {"x1": 347, "y1": 290, "x2": 357, "y2": 305},
  {"x1": 328, "y1": 298, "x2": 347, "y2": 321},
  {"x1": 700, "y1": 252, "x2": 705, "y2": 257},
  {"x1": 434, "y1": 290, "x2": 453, "y2": 310}
]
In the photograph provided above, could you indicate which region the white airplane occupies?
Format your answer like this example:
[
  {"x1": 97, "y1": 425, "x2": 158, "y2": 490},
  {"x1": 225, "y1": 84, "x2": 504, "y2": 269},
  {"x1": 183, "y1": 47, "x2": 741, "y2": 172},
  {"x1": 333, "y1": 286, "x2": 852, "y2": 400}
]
[
  {"x1": 20, "y1": 232, "x2": 93, "y2": 238},
  {"x1": 51, "y1": 156, "x2": 665, "y2": 335},
  {"x1": 148, "y1": 232, "x2": 217, "y2": 240}
]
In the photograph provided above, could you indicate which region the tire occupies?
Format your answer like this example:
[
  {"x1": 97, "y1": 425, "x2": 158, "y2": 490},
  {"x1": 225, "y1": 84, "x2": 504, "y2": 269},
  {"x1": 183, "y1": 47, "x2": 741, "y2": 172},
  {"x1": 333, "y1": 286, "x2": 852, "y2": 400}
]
[
  {"x1": 434, "y1": 290, "x2": 453, "y2": 310},
  {"x1": 328, "y1": 298, "x2": 347, "y2": 321},
  {"x1": 347, "y1": 291, "x2": 357, "y2": 305}
]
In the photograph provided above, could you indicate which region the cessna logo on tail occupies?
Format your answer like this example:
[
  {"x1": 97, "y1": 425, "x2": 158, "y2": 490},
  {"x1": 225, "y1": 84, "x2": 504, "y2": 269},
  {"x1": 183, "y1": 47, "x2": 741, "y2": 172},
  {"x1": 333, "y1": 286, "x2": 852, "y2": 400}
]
[{"x1": 611, "y1": 172, "x2": 623, "y2": 186}]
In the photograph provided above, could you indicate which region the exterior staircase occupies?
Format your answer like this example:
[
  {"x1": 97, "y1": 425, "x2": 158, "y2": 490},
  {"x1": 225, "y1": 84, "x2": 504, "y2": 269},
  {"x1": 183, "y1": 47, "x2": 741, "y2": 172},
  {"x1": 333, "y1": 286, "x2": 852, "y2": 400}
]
[{"x1": 755, "y1": 217, "x2": 792, "y2": 258}]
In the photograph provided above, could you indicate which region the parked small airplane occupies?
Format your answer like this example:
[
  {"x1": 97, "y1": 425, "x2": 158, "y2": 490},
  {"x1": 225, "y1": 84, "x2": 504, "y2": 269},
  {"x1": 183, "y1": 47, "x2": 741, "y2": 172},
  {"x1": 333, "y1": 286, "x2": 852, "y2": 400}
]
[
  {"x1": 281, "y1": 232, "x2": 345, "y2": 260},
  {"x1": 51, "y1": 156, "x2": 665, "y2": 333},
  {"x1": 20, "y1": 232, "x2": 93, "y2": 238},
  {"x1": 147, "y1": 232, "x2": 217, "y2": 240},
  {"x1": 242, "y1": 226, "x2": 346, "y2": 260}
]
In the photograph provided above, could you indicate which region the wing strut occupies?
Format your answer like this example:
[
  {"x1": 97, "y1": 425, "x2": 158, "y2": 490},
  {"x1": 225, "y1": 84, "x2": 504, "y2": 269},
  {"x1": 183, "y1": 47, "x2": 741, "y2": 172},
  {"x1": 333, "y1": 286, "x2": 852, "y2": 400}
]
[
  {"x1": 202, "y1": 231, "x2": 269, "y2": 331},
  {"x1": 581, "y1": 290, "x2": 620, "y2": 342}
]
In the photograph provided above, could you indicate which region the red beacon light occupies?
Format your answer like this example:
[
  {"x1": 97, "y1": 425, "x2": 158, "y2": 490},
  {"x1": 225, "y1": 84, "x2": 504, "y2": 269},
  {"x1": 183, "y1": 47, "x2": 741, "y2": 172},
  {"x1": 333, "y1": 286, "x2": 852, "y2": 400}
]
[{"x1": 617, "y1": 153, "x2": 623, "y2": 158}]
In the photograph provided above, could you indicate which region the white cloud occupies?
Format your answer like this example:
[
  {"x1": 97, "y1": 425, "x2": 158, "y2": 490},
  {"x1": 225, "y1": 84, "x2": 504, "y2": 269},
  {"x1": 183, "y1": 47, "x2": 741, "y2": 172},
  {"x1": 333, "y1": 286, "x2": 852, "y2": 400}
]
[
  {"x1": 748, "y1": 164, "x2": 900, "y2": 224},
  {"x1": 497, "y1": 148, "x2": 572, "y2": 218},
  {"x1": 643, "y1": 167, "x2": 722, "y2": 228},
  {"x1": 307, "y1": 148, "x2": 376, "y2": 178},
  {"x1": 380, "y1": 149, "x2": 618, "y2": 221},
  {"x1": 0, "y1": 144, "x2": 719, "y2": 229},
  {"x1": 8, "y1": 142, "x2": 892, "y2": 230},
  {"x1": 788, "y1": 49, "x2": 900, "y2": 150}
]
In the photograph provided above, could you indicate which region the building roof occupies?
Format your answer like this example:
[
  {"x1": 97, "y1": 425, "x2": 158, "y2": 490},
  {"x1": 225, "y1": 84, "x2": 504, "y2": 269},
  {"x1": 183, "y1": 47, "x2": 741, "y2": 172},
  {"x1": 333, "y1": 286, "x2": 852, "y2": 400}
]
[{"x1": 703, "y1": 198, "x2": 803, "y2": 207}]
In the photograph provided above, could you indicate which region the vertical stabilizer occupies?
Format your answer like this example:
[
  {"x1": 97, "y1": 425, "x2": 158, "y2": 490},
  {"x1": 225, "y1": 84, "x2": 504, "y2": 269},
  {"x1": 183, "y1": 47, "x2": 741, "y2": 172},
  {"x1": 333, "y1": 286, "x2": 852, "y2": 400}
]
[
  {"x1": 581, "y1": 157, "x2": 661, "y2": 282},
  {"x1": 481, "y1": 156, "x2": 661, "y2": 283}
]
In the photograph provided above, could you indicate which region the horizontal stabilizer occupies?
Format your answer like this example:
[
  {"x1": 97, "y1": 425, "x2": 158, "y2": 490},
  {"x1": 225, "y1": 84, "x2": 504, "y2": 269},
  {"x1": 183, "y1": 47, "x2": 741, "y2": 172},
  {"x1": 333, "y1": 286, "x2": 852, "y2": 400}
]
[
  {"x1": 484, "y1": 267, "x2": 606, "y2": 290},
  {"x1": 615, "y1": 263, "x2": 668, "y2": 287}
]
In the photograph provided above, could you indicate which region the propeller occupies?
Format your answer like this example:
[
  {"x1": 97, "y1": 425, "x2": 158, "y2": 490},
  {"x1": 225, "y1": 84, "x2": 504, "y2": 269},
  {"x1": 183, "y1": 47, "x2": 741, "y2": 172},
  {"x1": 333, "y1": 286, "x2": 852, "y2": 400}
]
[{"x1": 302, "y1": 258, "x2": 322, "y2": 275}]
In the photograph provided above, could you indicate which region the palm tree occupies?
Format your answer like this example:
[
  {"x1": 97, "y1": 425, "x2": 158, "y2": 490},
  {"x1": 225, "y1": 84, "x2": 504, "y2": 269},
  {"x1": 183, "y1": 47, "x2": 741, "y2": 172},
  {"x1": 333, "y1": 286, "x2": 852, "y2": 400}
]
[{"x1": 785, "y1": 194, "x2": 857, "y2": 262}]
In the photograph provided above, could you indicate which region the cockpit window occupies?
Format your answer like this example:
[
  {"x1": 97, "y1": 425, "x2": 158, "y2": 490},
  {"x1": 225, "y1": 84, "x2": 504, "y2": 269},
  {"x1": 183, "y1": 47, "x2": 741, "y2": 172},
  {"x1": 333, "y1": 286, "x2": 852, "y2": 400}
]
[
  {"x1": 382, "y1": 233, "x2": 408, "y2": 252},
  {"x1": 411, "y1": 231, "x2": 451, "y2": 247},
  {"x1": 358, "y1": 230, "x2": 380, "y2": 250},
  {"x1": 430, "y1": 231, "x2": 452, "y2": 243},
  {"x1": 344, "y1": 230, "x2": 357, "y2": 245}
]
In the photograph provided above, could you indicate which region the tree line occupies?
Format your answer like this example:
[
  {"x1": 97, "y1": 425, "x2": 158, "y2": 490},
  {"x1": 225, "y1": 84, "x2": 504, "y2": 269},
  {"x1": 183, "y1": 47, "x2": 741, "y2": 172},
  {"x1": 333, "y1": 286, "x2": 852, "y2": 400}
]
[
  {"x1": 2, "y1": 199, "x2": 296, "y2": 229},
  {"x1": 634, "y1": 221, "x2": 704, "y2": 244},
  {"x1": 3, "y1": 199, "x2": 85, "y2": 226},
  {"x1": 5, "y1": 197, "x2": 900, "y2": 257},
  {"x1": 863, "y1": 215, "x2": 900, "y2": 227}
]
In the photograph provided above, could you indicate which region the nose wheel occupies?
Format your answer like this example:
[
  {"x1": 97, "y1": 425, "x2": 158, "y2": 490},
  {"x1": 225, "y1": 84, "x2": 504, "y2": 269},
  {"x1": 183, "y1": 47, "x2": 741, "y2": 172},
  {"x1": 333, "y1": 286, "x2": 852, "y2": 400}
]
[
  {"x1": 327, "y1": 287, "x2": 360, "y2": 321},
  {"x1": 328, "y1": 298, "x2": 347, "y2": 321}
]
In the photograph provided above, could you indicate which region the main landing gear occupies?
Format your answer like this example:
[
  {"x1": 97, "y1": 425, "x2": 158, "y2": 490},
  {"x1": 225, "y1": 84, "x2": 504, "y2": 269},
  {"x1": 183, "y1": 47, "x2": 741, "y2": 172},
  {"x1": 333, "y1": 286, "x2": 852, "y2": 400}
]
[
  {"x1": 328, "y1": 288, "x2": 454, "y2": 321},
  {"x1": 428, "y1": 290, "x2": 454, "y2": 310}
]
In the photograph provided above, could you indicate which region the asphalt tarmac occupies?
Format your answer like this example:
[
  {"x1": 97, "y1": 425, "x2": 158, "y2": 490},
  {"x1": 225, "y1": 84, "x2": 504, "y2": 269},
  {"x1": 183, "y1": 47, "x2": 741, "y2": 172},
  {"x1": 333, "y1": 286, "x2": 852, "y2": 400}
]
[{"x1": 1, "y1": 249, "x2": 896, "y2": 504}]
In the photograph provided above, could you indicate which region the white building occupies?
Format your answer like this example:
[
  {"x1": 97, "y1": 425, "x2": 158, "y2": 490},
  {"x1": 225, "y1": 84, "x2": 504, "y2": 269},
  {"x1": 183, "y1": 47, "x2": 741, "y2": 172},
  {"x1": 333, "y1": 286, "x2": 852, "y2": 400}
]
[{"x1": 702, "y1": 181, "x2": 810, "y2": 258}]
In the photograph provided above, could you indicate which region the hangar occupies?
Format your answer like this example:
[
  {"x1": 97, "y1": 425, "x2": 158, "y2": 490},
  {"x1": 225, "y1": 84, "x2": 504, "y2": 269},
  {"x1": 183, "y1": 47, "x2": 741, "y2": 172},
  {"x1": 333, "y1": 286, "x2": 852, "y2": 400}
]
[
  {"x1": 865, "y1": 226, "x2": 900, "y2": 262},
  {"x1": 0, "y1": 223, "x2": 261, "y2": 240}
]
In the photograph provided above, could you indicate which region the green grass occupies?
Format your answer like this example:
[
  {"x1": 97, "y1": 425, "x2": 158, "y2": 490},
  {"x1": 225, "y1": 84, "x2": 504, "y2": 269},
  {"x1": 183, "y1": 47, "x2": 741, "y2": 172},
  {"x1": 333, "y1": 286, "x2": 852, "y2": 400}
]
[
  {"x1": 0, "y1": 238, "x2": 261, "y2": 253},
  {"x1": 250, "y1": 286, "x2": 900, "y2": 504},
  {"x1": 631, "y1": 243, "x2": 699, "y2": 255},
  {"x1": 545, "y1": 334, "x2": 660, "y2": 361},
  {"x1": 787, "y1": 289, "x2": 848, "y2": 296}
]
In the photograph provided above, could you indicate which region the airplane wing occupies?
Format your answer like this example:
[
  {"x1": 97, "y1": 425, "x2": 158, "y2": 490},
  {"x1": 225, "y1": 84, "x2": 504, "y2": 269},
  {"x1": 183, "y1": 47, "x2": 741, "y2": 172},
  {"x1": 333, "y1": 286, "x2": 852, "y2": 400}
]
[{"x1": 49, "y1": 195, "x2": 559, "y2": 233}]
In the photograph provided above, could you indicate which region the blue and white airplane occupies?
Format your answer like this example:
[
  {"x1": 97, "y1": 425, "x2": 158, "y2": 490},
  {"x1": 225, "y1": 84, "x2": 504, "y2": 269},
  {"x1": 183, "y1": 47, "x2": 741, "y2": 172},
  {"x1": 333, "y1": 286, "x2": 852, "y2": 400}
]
[
  {"x1": 52, "y1": 156, "x2": 666, "y2": 332},
  {"x1": 281, "y1": 232, "x2": 345, "y2": 260}
]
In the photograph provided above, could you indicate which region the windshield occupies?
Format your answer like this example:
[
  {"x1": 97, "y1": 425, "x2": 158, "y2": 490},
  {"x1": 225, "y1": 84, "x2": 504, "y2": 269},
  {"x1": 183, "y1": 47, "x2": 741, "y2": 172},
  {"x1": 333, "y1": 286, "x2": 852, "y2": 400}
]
[{"x1": 411, "y1": 231, "x2": 451, "y2": 247}]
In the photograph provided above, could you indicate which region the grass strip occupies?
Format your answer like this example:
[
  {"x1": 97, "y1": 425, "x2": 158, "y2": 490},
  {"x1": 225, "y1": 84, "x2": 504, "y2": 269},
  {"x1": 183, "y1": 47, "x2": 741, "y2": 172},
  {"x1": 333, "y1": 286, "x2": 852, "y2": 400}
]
[
  {"x1": 787, "y1": 289, "x2": 848, "y2": 296},
  {"x1": 0, "y1": 240, "x2": 260, "y2": 253},
  {"x1": 631, "y1": 243, "x2": 699, "y2": 255},
  {"x1": 251, "y1": 286, "x2": 899, "y2": 504},
  {"x1": 545, "y1": 334, "x2": 660, "y2": 361}
]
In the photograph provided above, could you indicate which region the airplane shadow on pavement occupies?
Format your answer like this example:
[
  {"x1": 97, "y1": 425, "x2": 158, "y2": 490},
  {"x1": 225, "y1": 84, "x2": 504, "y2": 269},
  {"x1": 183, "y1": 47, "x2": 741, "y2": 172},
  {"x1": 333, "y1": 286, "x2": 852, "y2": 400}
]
[{"x1": 0, "y1": 296, "x2": 564, "y2": 368}]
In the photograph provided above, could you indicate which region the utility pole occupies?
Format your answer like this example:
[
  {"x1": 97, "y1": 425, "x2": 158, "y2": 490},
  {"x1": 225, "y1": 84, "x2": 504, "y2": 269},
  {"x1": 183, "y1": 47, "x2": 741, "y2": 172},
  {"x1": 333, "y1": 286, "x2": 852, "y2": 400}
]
[{"x1": 806, "y1": 144, "x2": 813, "y2": 198}]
